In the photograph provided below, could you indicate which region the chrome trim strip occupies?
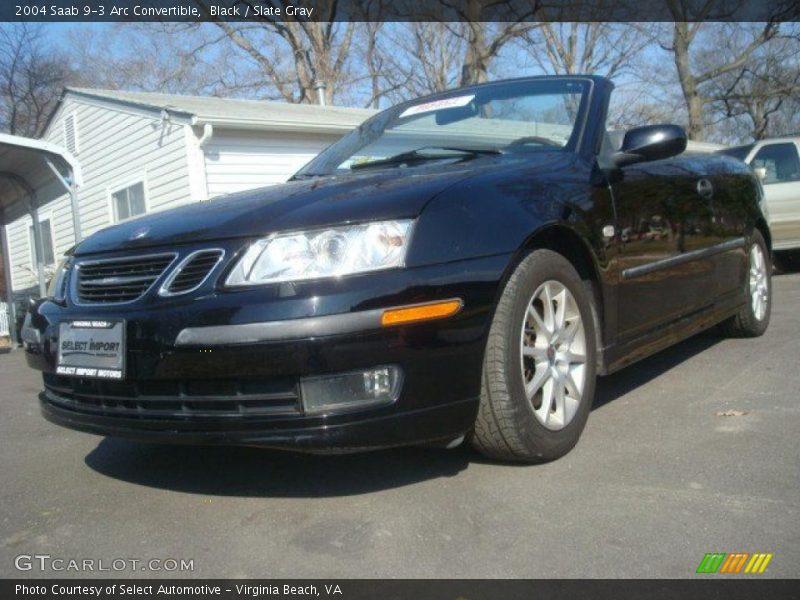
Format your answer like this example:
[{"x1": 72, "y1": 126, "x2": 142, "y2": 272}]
[
  {"x1": 81, "y1": 274, "x2": 158, "y2": 286},
  {"x1": 71, "y1": 252, "x2": 178, "y2": 306},
  {"x1": 76, "y1": 251, "x2": 178, "y2": 268},
  {"x1": 175, "y1": 298, "x2": 464, "y2": 346},
  {"x1": 622, "y1": 237, "x2": 746, "y2": 280},
  {"x1": 176, "y1": 309, "x2": 384, "y2": 346},
  {"x1": 159, "y1": 248, "x2": 225, "y2": 297}
]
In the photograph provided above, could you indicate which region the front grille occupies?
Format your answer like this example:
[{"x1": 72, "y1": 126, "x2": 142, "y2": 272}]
[
  {"x1": 161, "y1": 250, "x2": 224, "y2": 296},
  {"x1": 43, "y1": 373, "x2": 301, "y2": 419},
  {"x1": 76, "y1": 253, "x2": 176, "y2": 303}
]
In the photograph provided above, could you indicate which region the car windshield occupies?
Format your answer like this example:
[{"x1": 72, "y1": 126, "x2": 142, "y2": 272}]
[
  {"x1": 717, "y1": 144, "x2": 754, "y2": 161},
  {"x1": 296, "y1": 78, "x2": 590, "y2": 177}
]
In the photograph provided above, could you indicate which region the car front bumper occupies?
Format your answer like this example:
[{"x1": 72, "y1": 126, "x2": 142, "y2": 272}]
[{"x1": 25, "y1": 254, "x2": 510, "y2": 451}]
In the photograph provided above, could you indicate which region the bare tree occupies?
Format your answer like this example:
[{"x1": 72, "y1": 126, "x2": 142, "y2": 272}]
[
  {"x1": 605, "y1": 83, "x2": 685, "y2": 132},
  {"x1": 348, "y1": 1, "x2": 415, "y2": 108},
  {"x1": 378, "y1": 22, "x2": 465, "y2": 101},
  {"x1": 189, "y1": 1, "x2": 358, "y2": 105},
  {"x1": 374, "y1": 3, "x2": 539, "y2": 102},
  {"x1": 709, "y1": 34, "x2": 800, "y2": 140},
  {"x1": 67, "y1": 24, "x2": 238, "y2": 96},
  {"x1": 0, "y1": 24, "x2": 71, "y2": 137},
  {"x1": 525, "y1": 23, "x2": 649, "y2": 78},
  {"x1": 413, "y1": 0, "x2": 540, "y2": 86},
  {"x1": 460, "y1": 22, "x2": 540, "y2": 84},
  {"x1": 659, "y1": 3, "x2": 780, "y2": 140},
  {"x1": 361, "y1": 20, "x2": 387, "y2": 108},
  {"x1": 410, "y1": 23, "x2": 465, "y2": 93}
]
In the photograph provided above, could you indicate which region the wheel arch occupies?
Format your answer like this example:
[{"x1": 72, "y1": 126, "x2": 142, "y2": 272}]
[
  {"x1": 518, "y1": 224, "x2": 601, "y2": 285},
  {"x1": 495, "y1": 223, "x2": 607, "y2": 373},
  {"x1": 754, "y1": 217, "x2": 772, "y2": 255}
]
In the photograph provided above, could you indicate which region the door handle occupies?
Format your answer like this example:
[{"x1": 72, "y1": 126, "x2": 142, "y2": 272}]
[{"x1": 696, "y1": 178, "x2": 714, "y2": 199}]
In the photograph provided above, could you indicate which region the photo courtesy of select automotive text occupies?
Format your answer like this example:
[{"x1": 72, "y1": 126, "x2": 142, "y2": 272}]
[{"x1": 0, "y1": 0, "x2": 798, "y2": 598}]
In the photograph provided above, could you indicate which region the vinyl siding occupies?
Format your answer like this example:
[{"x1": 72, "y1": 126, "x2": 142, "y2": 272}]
[
  {"x1": 5, "y1": 97, "x2": 192, "y2": 292},
  {"x1": 203, "y1": 130, "x2": 339, "y2": 197}
]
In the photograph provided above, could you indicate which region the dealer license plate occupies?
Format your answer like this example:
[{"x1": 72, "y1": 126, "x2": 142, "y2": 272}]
[{"x1": 56, "y1": 320, "x2": 126, "y2": 380}]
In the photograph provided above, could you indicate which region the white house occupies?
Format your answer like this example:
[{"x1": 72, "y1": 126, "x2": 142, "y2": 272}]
[{"x1": 2, "y1": 88, "x2": 375, "y2": 295}]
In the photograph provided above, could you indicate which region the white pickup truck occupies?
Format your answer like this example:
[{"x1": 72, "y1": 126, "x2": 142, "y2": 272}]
[{"x1": 718, "y1": 138, "x2": 800, "y2": 252}]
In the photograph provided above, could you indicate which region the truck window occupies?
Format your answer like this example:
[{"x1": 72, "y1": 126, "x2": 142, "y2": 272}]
[{"x1": 751, "y1": 143, "x2": 800, "y2": 184}]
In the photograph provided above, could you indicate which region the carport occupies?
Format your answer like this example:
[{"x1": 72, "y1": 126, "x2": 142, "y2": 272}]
[{"x1": 0, "y1": 133, "x2": 82, "y2": 343}]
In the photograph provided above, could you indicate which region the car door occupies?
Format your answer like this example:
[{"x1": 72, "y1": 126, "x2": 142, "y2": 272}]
[
  {"x1": 609, "y1": 157, "x2": 718, "y2": 339},
  {"x1": 749, "y1": 141, "x2": 800, "y2": 250}
]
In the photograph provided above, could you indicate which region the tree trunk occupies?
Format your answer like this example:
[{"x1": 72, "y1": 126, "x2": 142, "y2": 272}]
[
  {"x1": 672, "y1": 23, "x2": 705, "y2": 141},
  {"x1": 751, "y1": 101, "x2": 768, "y2": 140},
  {"x1": 461, "y1": 20, "x2": 488, "y2": 86},
  {"x1": 686, "y1": 94, "x2": 705, "y2": 141}
]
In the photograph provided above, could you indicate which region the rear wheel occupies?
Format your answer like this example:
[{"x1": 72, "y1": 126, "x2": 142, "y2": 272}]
[
  {"x1": 471, "y1": 250, "x2": 597, "y2": 463},
  {"x1": 718, "y1": 231, "x2": 771, "y2": 338}
]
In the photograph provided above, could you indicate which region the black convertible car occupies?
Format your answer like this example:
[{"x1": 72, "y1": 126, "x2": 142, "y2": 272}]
[{"x1": 24, "y1": 75, "x2": 771, "y2": 462}]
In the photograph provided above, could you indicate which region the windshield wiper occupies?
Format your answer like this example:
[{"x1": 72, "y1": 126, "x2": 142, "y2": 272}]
[{"x1": 350, "y1": 146, "x2": 502, "y2": 171}]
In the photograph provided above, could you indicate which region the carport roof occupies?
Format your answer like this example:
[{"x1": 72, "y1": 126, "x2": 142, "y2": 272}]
[
  {"x1": 0, "y1": 133, "x2": 83, "y2": 223},
  {"x1": 0, "y1": 133, "x2": 83, "y2": 316}
]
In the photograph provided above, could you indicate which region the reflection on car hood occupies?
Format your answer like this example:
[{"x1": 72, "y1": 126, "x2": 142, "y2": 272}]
[{"x1": 73, "y1": 154, "x2": 573, "y2": 256}]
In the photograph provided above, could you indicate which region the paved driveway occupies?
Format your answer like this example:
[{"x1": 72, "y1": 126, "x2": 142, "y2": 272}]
[{"x1": 1, "y1": 275, "x2": 798, "y2": 579}]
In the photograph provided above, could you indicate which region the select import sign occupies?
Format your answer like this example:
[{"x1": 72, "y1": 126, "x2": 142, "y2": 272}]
[{"x1": 57, "y1": 320, "x2": 126, "y2": 380}]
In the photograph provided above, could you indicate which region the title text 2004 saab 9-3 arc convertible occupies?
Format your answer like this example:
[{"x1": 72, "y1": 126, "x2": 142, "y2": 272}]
[{"x1": 23, "y1": 76, "x2": 772, "y2": 463}]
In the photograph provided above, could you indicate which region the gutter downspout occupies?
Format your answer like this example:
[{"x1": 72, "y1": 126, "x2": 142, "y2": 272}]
[
  {"x1": 197, "y1": 123, "x2": 214, "y2": 147},
  {"x1": 194, "y1": 123, "x2": 214, "y2": 201}
]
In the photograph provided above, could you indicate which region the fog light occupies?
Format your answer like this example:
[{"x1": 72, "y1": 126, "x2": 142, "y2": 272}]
[{"x1": 300, "y1": 366, "x2": 403, "y2": 415}]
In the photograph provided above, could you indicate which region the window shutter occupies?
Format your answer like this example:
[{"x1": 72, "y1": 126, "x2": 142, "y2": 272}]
[{"x1": 63, "y1": 113, "x2": 79, "y2": 155}]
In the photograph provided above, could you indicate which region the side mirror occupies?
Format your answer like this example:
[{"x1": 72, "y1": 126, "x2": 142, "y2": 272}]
[
  {"x1": 612, "y1": 124, "x2": 687, "y2": 167},
  {"x1": 753, "y1": 167, "x2": 767, "y2": 182}
]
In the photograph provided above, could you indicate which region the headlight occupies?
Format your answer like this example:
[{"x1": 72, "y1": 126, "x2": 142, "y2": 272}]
[
  {"x1": 226, "y1": 220, "x2": 414, "y2": 286},
  {"x1": 47, "y1": 257, "x2": 71, "y2": 302}
]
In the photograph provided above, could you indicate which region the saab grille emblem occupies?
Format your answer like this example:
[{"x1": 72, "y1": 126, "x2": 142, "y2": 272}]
[{"x1": 696, "y1": 552, "x2": 773, "y2": 574}]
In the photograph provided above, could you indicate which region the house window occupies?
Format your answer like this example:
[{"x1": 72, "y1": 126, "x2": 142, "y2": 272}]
[
  {"x1": 29, "y1": 218, "x2": 55, "y2": 267},
  {"x1": 63, "y1": 113, "x2": 79, "y2": 155},
  {"x1": 112, "y1": 182, "x2": 147, "y2": 221}
]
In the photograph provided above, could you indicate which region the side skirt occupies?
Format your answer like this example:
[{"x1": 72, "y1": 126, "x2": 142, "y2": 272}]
[{"x1": 599, "y1": 290, "x2": 744, "y2": 375}]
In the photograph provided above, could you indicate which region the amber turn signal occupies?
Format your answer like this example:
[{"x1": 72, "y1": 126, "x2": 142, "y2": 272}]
[{"x1": 381, "y1": 299, "x2": 463, "y2": 327}]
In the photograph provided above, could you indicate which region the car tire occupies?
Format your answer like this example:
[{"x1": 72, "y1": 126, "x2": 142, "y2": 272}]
[
  {"x1": 470, "y1": 249, "x2": 598, "y2": 463},
  {"x1": 718, "y1": 231, "x2": 771, "y2": 338}
]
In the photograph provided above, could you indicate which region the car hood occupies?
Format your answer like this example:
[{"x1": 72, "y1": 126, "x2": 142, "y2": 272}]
[{"x1": 73, "y1": 153, "x2": 574, "y2": 256}]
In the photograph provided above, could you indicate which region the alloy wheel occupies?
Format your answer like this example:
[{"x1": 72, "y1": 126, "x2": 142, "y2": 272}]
[
  {"x1": 520, "y1": 280, "x2": 587, "y2": 431},
  {"x1": 749, "y1": 244, "x2": 769, "y2": 321}
]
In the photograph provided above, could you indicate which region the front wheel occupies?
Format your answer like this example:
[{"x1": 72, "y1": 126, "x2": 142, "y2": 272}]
[{"x1": 470, "y1": 249, "x2": 598, "y2": 463}]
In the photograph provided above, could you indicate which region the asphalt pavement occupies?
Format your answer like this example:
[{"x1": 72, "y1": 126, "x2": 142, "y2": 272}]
[{"x1": 1, "y1": 273, "x2": 798, "y2": 579}]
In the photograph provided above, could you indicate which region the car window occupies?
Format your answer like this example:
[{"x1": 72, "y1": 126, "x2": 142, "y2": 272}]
[
  {"x1": 296, "y1": 79, "x2": 590, "y2": 176},
  {"x1": 751, "y1": 143, "x2": 800, "y2": 184}
]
